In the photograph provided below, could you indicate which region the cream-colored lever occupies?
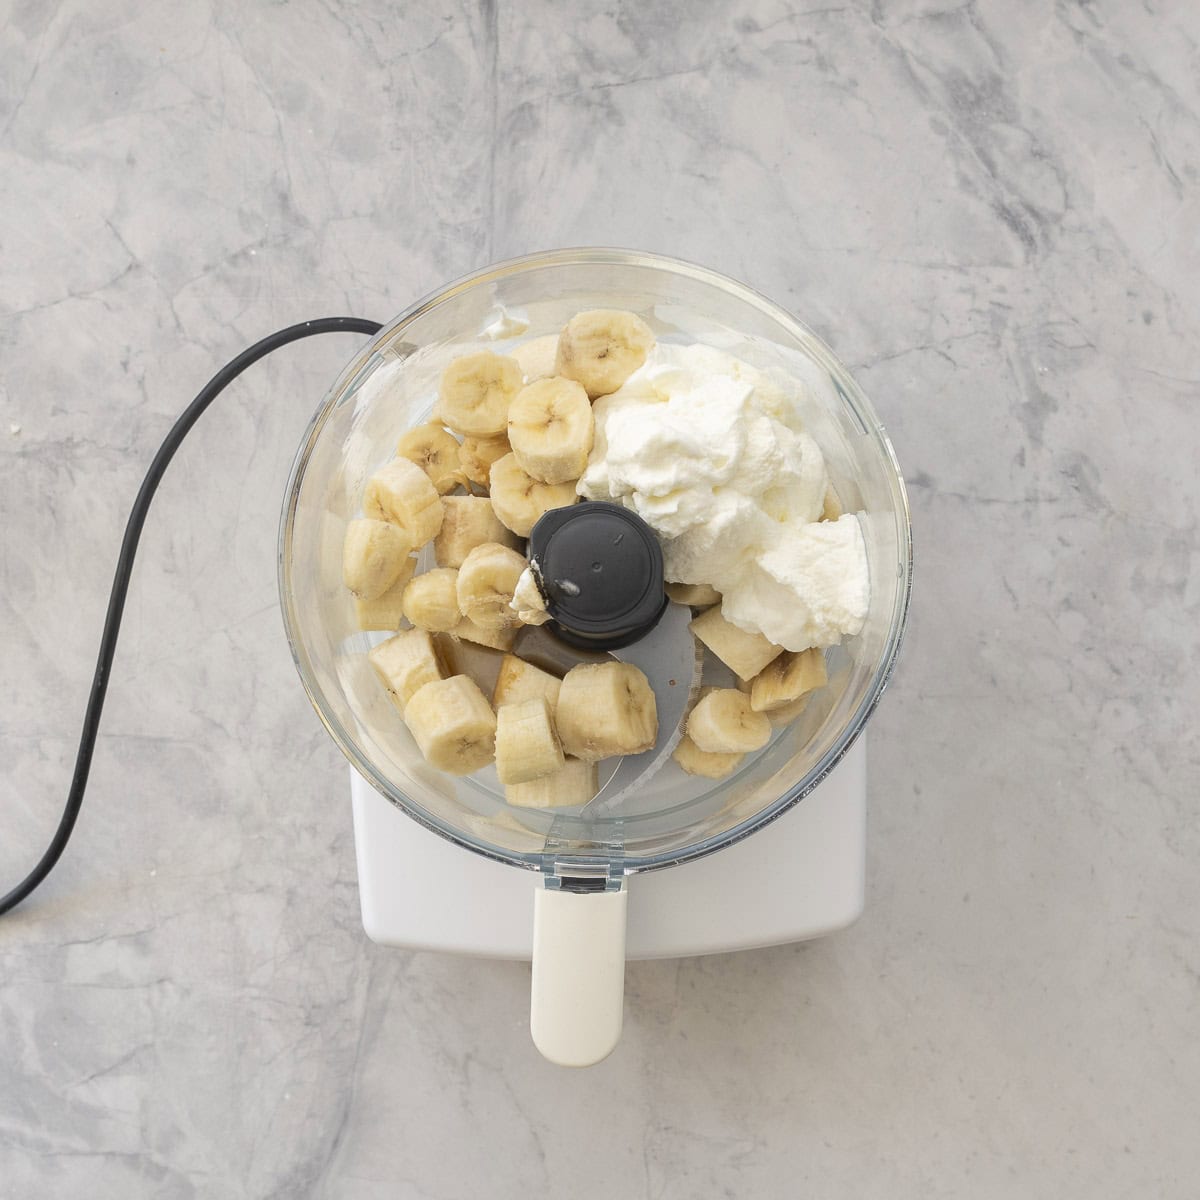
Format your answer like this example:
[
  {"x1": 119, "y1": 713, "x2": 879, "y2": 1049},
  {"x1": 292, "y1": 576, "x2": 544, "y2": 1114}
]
[{"x1": 530, "y1": 883, "x2": 627, "y2": 1068}]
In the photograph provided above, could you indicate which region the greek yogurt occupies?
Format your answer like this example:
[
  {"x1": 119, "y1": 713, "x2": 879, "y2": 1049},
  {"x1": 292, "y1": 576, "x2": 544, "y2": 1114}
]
[{"x1": 577, "y1": 343, "x2": 868, "y2": 651}]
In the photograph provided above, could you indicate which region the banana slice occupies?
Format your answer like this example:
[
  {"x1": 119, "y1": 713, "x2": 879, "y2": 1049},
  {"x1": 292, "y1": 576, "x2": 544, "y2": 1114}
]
[
  {"x1": 448, "y1": 616, "x2": 517, "y2": 652},
  {"x1": 767, "y1": 693, "x2": 812, "y2": 727},
  {"x1": 403, "y1": 675, "x2": 497, "y2": 774},
  {"x1": 456, "y1": 542, "x2": 527, "y2": 630},
  {"x1": 495, "y1": 696, "x2": 565, "y2": 785},
  {"x1": 488, "y1": 452, "x2": 578, "y2": 537},
  {"x1": 492, "y1": 653, "x2": 562, "y2": 711},
  {"x1": 555, "y1": 309, "x2": 655, "y2": 398},
  {"x1": 434, "y1": 495, "x2": 521, "y2": 569},
  {"x1": 687, "y1": 688, "x2": 771, "y2": 754},
  {"x1": 363, "y1": 458, "x2": 444, "y2": 547},
  {"x1": 821, "y1": 485, "x2": 843, "y2": 522},
  {"x1": 353, "y1": 557, "x2": 418, "y2": 630},
  {"x1": 749, "y1": 648, "x2": 827, "y2": 713},
  {"x1": 507, "y1": 377, "x2": 594, "y2": 484},
  {"x1": 505, "y1": 756, "x2": 598, "y2": 809},
  {"x1": 342, "y1": 518, "x2": 414, "y2": 600},
  {"x1": 436, "y1": 351, "x2": 523, "y2": 437},
  {"x1": 459, "y1": 434, "x2": 511, "y2": 491},
  {"x1": 689, "y1": 604, "x2": 785, "y2": 681},
  {"x1": 665, "y1": 581, "x2": 721, "y2": 609},
  {"x1": 555, "y1": 661, "x2": 657, "y2": 761},
  {"x1": 401, "y1": 567, "x2": 461, "y2": 632},
  {"x1": 673, "y1": 687, "x2": 742, "y2": 779},
  {"x1": 672, "y1": 735, "x2": 744, "y2": 780},
  {"x1": 395, "y1": 423, "x2": 466, "y2": 495},
  {"x1": 512, "y1": 334, "x2": 560, "y2": 383},
  {"x1": 368, "y1": 628, "x2": 445, "y2": 715}
]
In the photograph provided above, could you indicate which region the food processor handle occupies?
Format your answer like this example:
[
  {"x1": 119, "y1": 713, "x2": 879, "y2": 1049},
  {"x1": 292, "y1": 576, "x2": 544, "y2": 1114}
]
[{"x1": 530, "y1": 882, "x2": 628, "y2": 1068}]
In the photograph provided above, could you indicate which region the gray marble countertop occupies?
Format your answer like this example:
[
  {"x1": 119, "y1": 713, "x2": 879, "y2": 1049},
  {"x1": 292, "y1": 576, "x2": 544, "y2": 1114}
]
[{"x1": 3, "y1": 2, "x2": 1198, "y2": 1196}]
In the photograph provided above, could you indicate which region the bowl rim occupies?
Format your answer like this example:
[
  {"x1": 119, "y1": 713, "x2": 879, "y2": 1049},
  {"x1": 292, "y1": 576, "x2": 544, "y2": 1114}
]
[{"x1": 278, "y1": 246, "x2": 913, "y2": 876}]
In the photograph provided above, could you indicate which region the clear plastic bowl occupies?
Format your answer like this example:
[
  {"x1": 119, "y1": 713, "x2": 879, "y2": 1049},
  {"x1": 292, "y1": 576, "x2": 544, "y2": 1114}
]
[{"x1": 279, "y1": 249, "x2": 911, "y2": 878}]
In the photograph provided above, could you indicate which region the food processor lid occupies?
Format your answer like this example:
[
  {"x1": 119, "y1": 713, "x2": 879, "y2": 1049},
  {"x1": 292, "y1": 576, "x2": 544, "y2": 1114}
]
[{"x1": 527, "y1": 501, "x2": 668, "y2": 650}]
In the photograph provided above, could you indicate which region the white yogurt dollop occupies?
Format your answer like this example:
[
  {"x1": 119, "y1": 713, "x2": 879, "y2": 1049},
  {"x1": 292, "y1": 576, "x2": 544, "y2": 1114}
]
[
  {"x1": 577, "y1": 343, "x2": 868, "y2": 651},
  {"x1": 480, "y1": 304, "x2": 531, "y2": 341},
  {"x1": 511, "y1": 565, "x2": 550, "y2": 626}
]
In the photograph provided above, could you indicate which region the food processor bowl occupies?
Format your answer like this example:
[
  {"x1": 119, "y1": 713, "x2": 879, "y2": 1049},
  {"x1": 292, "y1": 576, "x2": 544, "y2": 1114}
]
[{"x1": 279, "y1": 249, "x2": 911, "y2": 1065}]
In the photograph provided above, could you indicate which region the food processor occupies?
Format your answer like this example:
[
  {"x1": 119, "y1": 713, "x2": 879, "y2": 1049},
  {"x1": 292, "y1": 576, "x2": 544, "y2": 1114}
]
[{"x1": 280, "y1": 249, "x2": 912, "y2": 1067}]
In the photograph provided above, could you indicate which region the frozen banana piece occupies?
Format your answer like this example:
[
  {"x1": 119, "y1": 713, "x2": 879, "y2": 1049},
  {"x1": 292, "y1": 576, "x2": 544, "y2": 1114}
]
[
  {"x1": 448, "y1": 616, "x2": 518, "y2": 652},
  {"x1": 458, "y1": 433, "x2": 511, "y2": 491},
  {"x1": 342, "y1": 518, "x2": 414, "y2": 600},
  {"x1": 401, "y1": 567, "x2": 461, "y2": 633},
  {"x1": 512, "y1": 334, "x2": 560, "y2": 383},
  {"x1": 495, "y1": 696, "x2": 565, "y2": 785},
  {"x1": 749, "y1": 648, "x2": 827, "y2": 714},
  {"x1": 488, "y1": 452, "x2": 577, "y2": 538},
  {"x1": 505, "y1": 756, "x2": 597, "y2": 809},
  {"x1": 672, "y1": 735, "x2": 744, "y2": 780},
  {"x1": 395, "y1": 423, "x2": 466, "y2": 495},
  {"x1": 368, "y1": 628, "x2": 445, "y2": 715},
  {"x1": 353, "y1": 557, "x2": 418, "y2": 631},
  {"x1": 436, "y1": 351, "x2": 523, "y2": 437},
  {"x1": 687, "y1": 688, "x2": 771, "y2": 755},
  {"x1": 555, "y1": 309, "x2": 655, "y2": 398},
  {"x1": 434, "y1": 495, "x2": 520, "y2": 569},
  {"x1": 689, "y1": 604, "x2": 785, "y2": 681},
  {"x1": 456, "y1": 542, "x2": 527, "y2": 631},
  {"x1": 363, "y1": 458, "x2": 444, "y2": 547},
  {"x1": 492, "y1": 654, "x2": 562, "y2": 711},
  {"x1": 507, "y1": 377, "x2": 594, "y2": 485},
  {"x1": 555, "y1": 661, "x2": 657, "y2": 761},
  {"x1": 403, "y1": 675, "x2": 497, "y2": 774},
  {"x1": 766, "y1": 693, "x2": 812, "y2": 727}
]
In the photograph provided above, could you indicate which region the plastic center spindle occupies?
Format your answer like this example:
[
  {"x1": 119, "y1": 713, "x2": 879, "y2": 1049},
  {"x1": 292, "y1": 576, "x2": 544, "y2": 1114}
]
[{"x1": 526, "y1": 501, "x2": 668, "y2": 651}]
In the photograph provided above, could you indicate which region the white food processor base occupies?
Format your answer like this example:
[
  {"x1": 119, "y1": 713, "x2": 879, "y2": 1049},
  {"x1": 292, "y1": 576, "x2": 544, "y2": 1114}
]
[{"x1": 351, "y1": 737, "x2": 866, "y2": 961}]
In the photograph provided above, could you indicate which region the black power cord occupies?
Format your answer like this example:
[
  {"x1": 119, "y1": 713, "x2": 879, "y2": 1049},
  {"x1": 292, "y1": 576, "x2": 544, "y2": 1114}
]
[{"x1": 0, "y1": 316, "x2": 383, "y2": 917}]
